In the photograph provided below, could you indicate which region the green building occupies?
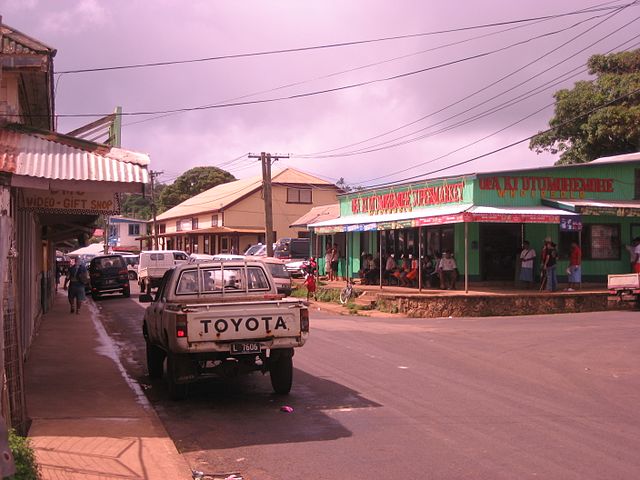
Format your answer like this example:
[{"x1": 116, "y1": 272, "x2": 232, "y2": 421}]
[{"x1": 308, "y1": 152, "x2": 640, "y2": 286}]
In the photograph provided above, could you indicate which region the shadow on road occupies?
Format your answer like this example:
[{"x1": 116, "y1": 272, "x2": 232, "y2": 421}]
[{"x1": 142, "y1": 368, "x2": 381, "y2": 452}]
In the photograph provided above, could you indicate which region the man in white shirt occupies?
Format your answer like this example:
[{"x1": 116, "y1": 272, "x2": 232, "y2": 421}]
[
  {"x1": 519, "y1": 240, "x2": 536, "y2": 288},
  {"x1": 438, "y1": 251, "x2": 457, "y2": 290}
]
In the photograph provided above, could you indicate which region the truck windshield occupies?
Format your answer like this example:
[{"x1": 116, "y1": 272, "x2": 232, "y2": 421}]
[{"x1": 175, "y1": 266, "x2": 270, "y2": 295}]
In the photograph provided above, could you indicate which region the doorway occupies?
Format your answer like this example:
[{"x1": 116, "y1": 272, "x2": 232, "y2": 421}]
[{"x1": 479, "y1": 223, "x2": 522, "y2": 281}]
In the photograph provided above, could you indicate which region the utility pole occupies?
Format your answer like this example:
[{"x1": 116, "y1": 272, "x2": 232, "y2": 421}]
[
  {"x1": 149, "y1": 170, "x2": 163, "y2": 250},
  {"x1": 248, "y1": 152, "x2": 289, "y2": 257}
]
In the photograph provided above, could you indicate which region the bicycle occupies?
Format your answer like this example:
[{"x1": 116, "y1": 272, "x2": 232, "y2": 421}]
[{"x1": 339, "y1": 279, "x2": 356, "y2": 304}]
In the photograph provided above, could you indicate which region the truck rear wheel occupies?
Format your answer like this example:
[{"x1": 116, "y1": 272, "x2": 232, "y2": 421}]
[
  {"x1": 270, "y1": 353, "x2": 293, "y2": 394},
  {"x1": 146, "y1": 341, "x2": 164, "y2": 379},
  {"x1": 166, "y1": 354, "x2": 188, "y2": 400}
]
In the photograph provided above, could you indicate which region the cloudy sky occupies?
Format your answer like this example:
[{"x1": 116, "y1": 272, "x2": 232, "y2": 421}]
[{"x1": 3, "y1": 0, "x2": 639, "y2": 188}]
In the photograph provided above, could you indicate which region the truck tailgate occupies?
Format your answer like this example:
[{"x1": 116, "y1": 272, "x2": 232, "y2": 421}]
[{"x1": 186, "y1": 301, "x2": 301, "y2": 342}]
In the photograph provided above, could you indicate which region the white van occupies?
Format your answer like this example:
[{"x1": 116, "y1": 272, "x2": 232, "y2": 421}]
[{"x1": 138, "y1": 250, "x2": 189, "y2": 293}]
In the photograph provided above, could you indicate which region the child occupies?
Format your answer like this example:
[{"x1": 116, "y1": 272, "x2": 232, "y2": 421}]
[{"x1": 303, "y1": 272, "x2": 317, "y2": 301}]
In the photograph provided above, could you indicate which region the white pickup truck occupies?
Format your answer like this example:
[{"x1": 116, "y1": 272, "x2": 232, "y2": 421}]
[
  {"x1": 140, "y1": 259, "x2": 309, "y2": 399},
  {"x1": 607, "y1": 273, "x2": 640, "y2": 305}
]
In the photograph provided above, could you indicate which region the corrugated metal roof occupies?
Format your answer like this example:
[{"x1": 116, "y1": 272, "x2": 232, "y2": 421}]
[
  {"x1": 290, "y1": 203, "x2": 340, "y2": 227},
  {"x1": 0, "y1": 125, "x2": 149, "y2": 184},
  {"x1": 157, "y1": 167, "x2": 336, "y2": 221}
]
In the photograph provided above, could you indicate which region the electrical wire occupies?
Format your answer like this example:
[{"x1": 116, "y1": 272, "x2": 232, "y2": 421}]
[
  {"x1": 359, "y1": 85, "x2": 640, "y2": 190},
  {"x1": 55, "y1": 2, "x2": 631, "y2": 75},
  {"x1": 37, "y1": 4, "x2": 638, "y2": 120},
  {"x1": 297, "y1": 6, "x2": 636, "y2": 159},
  {"x1": 120, "y1": 11, "x2": 569, "y2": 129}
]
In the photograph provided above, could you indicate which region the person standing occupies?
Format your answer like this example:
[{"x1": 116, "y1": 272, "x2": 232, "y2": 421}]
[
  {"x1": 567, "y1": 241, "x2": 582, "y2": 291},
  {"x1": 324, "y1": 243, "x2": 333, "y2": 279},
  {"x1": 519, "y1": 241, "x2": 536, "y2": 289},
  {"x1": 63, "y1": 257, "x2": 87, "y2": 314},
  {"x1": 330, "y1": 243, "x2": 340, "y2": 281},
  {"x1": 438, "y1": 251, "x2": 457, "y2": 290},
  {"x1": 542, "y1": 241, "x2": 558, "y2": 292},
  {"x1": 303, "y1": 271, "x2": 317, "y2": 301},
  {"x1": 626, "y1": 237, "x2": 640, "y2": 273}
]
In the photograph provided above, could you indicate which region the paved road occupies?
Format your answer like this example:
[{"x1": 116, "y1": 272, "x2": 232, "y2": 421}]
[{"x1": 94, "y1": 289, "x2": 640, "y2": 480}]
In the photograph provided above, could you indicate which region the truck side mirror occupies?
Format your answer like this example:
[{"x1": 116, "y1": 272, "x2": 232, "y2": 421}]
[{"x1": 139, "y1": 294, "x2": 153, "y2": 303}]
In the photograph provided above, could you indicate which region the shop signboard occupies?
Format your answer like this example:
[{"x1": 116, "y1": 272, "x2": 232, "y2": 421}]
[
  {"x1": 346, "y1": 224, "x2": 364, "y2": 232},
  {"x1": 377, "y1": 222, "x2": 394, "y2": 230},
  {"x1": 19, "y1": 188, "x2": 120, "y2": 215},
  {"x1": 393, "y1": 220, "x2": 413, "y2": 229},
  {"x1": 414, "y1": 213, "x2": 465, "y2": 226},
  {"x1": 363, "y1": 223, "x2": 378, "y2": 231},
  {"x1": 560, "y1": 217, "x2": 582, "y2": 231},
  {"x1": 467, "y1": 213, "x2": 561, "y2": 224},
  {"x1": 579, "y1": 206, "x2": 640, "y2": 217},
  {"x1": 314, "y1": 226, "x2": 345, "y2": 234},
  {"x1": 347, "y1": 179, "x2": 466, "y2": 216}
]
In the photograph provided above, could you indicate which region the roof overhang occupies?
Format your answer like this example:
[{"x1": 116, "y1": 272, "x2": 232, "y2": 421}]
[
  {"x1": 158, "y1": 226, "x2": 264, "y2": 237},
  {"x1": 309, "y1": 203, "x2": 579, "y2": 233},
  {"x1": 1, "y1": 124, "x2": 150, "y2": 197},
  {"x1": 542, "y1": 198, "x2": 640, "y2": 217}
]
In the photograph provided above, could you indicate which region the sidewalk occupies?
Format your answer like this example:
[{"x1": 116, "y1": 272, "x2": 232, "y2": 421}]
[{"x1": 24, "y1": 290, "x2": 192, "y2": 480}]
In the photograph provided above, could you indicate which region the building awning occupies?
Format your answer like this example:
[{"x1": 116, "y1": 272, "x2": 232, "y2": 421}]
[
  {"x1": 290, "y1": 203, "x2": 340, "y2": 228},
  {"x1": 309, "y1": 204, "x2": 473, "y2": 233},
  {"x1": 0, "y1": 124, "x2": 150, "y2": 191},
  {"x1": 157, "y1": 226, "x2": 264, "y2": 238},
  {"x1": 309, "y1": 203, "x2": 579, "y2": 233},
  {"x1": 542, "y1": 198, "x2": 640, "y2": 217},
  {"x1": 465, "y1": 205, "x2": 579, "y2": 223}
]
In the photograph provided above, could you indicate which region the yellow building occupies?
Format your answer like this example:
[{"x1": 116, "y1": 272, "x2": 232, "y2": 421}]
[{"x1": 155, "y1": 167, "x2": 340, "y2": 254}]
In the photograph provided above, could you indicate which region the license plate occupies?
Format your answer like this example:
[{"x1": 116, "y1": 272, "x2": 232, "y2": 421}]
[{"x1": 230, "y1": 342, "x2": 261, "y2": 355}]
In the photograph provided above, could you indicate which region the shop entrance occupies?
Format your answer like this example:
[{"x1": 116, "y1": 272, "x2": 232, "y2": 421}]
[{"x1": 480, "y1": 223, "x2": 522, "y2": 281}]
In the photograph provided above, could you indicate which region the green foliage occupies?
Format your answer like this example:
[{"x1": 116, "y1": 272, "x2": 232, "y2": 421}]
[
  {"x1": 119, "y1": 183, "x2": 169, "y2": 221},
  {"x1": 530, "y1": 49, "x2": 640, "y2": 164},
  {"x1": 158, "y1": 167, "x2": 235, "y2": 214},
  {"x1": 7, "y1": 430, "x2": 40, "y2": 480}
]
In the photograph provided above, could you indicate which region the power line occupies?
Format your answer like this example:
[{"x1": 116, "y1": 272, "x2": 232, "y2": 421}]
[
  {"x1": 297, "y1": 6, "x2": 636, "y2": 159},
  {"x1": 120, "y1": 10, "x2": 565, "y2": 129},
  {"x1": 55, "y1": 2, "x2": 632, "y2": 75},
  {"x1": 359, "y1": 85, "x2": 640, "y2": 190},
  {"x1": 35, "y1": 10, "x2": 632, "y2": 121}
]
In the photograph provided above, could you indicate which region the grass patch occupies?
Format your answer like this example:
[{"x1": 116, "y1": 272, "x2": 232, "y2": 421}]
[{"x1": 8, "y1": 429, "x2": 40, "y2": 480}]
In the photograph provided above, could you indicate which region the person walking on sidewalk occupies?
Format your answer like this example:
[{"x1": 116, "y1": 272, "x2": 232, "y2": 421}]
[{"x1": 64, "y1": 257, "x2": 88, "y2": 314}]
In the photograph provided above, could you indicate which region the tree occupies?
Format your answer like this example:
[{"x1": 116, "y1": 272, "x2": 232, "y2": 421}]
[
  {"x1": 119, "y1": 184, "x2": 167, "y2": 220},
  {"x1": 530, "y1": 49, "x2": 640, "y2": 164},
  {"x1": 158, "y1": 166, "x2": 236, "y2": 213}
]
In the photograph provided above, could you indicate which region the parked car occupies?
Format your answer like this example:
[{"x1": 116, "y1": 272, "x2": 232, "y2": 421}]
[
  {"x1": 88, "y1": 254, "x2": 130, "y2": 300},
  {"x1": 212, "y1": 254, "x2": 246, "y2": 261},
  {"x1": 121, "y1": 254, "x2": 140, "y2": 280},
  {"x1": 138, "y1": 250, "x2": 189, "y2": 293},
  {"x1": 274, "y1": 238, "x2": 310, "y2": 261},
  {"x1": 188, "y1": 253, "x2": 216, "y2": 264},
  {"x1": 259, "y1": 257, "x2": 292, "y2": 295}
]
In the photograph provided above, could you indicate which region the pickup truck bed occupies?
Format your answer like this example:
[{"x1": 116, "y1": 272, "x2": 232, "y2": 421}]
[{"x1": 141, "y1": 260, "x2": 309, "y2": 399}]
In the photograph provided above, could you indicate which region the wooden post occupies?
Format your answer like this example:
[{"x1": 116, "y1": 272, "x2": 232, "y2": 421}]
[
  {"x1": 464, "y1": 221, "x2": 469, "y2": 294},
  {"x1": 418, "y1": 226, "x2": 423, "y2": 292},
  {"x1": 379, "y1": 230, "x2": 383, "y2": 290}
]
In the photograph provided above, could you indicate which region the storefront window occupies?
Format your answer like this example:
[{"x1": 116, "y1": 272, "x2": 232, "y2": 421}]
[{"x1": 586, "y1": 224, "x2": 620, "y2": 260}]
